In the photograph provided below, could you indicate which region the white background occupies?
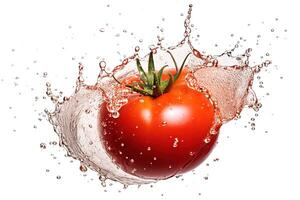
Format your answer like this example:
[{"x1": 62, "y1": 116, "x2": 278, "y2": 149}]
[{"x1": 0, "y1": 0, "x2": 299, "y2": 199}]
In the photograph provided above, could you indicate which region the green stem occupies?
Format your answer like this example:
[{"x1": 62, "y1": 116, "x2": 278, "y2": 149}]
[{"x1": 113, "y1": 51, "x2": 191, "y2": 98}]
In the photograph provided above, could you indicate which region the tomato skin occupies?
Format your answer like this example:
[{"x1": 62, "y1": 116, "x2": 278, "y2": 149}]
[{"x1": 99, "y1": 71, "x2": 218, "y2": 179}]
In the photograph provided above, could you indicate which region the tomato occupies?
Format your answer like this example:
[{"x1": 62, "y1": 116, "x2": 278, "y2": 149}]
[
  {"x1": 99, "y1": 65, "x2": 218, "y2": 180},
  {"x1": 98, "y1": 52, "x2": 218, "y2": 180}
]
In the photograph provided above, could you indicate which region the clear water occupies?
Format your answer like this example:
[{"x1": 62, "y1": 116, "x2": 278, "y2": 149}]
[{"x1": 45, "y1": 4, "x2": 271, "y2": 185}]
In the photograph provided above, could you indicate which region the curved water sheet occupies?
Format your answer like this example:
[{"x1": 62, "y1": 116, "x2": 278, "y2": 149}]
[
  {"x1": 188, "y1": 50, "x2": 269, "y2": 122},
  {"x1": 47, "y1": 83, "x2": 155, "y2": 185}
]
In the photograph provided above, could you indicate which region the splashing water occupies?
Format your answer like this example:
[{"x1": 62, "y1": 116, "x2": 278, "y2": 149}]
[{"x1": 45, "y1": 4, "x2": 271, "y2": 185}]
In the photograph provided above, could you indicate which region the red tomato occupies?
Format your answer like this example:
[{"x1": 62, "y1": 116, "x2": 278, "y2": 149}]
[{"x1": 99, "y1": 69, "x2": 218, "y2": 180}]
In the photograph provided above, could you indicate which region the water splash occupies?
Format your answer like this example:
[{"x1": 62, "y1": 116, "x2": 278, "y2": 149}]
[{"x1": 45, "y1": 4, "x2": 271, "y2": 185}]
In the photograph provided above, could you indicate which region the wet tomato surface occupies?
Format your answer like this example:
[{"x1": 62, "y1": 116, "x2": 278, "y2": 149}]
[{"x1": 100, "y1": 67, "x2": 218, "y2": 179}]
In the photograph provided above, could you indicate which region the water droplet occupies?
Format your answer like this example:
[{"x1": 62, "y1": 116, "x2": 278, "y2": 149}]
[
  {"x1": 40, "y1": 143, "x2": 46, "y2": 149},
  {"x1": 204, "y1": 137, "x2": 211, "y2": 144},
  {"x1": 161, "y1": 121, "x2": 167, "y2": 126},
  {"x1": 172, "y1": 137, "x2": 179, "y2": 147},
  {"x1": 257, "y1": 103, "x2": 262, "y2": 108},
  {"x1": 80, "y1": 164, "x2": 88, "y2": 172},
  {"x1": 193, "y1": 48, "x2": 202, "y2": 58},
  {"x1": 112, "y1": 112, "x2": 120, "y2": 118},
  {"x1": 100, "y1": 177, "x2": 107, "y2": 187},
  {"x1": 43, "y1": 72, "x2": 48, "y2": 78},
  {"x1": 135, "y1": 46, "x2": 140, "y2": 52},
  {"x1": 99, "y1": 28, "x2": 105, "y2": 32},
  {"x1": 210, "y1": 128, "x2": 218, "y2": 135},
  {"x1": 122, "y1": 58, "x2": 128, "y2": 65},
  {"x1": 147, "y1": 147, "x2": 151, "y2": 151},
  {"x1": 99, "y1": 61, "x2": 106, "y2": 70}
]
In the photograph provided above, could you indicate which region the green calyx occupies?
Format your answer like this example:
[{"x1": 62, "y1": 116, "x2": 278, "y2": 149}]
[{"x1": 126, "y1": 51, "x2": 191, "y2": 98}]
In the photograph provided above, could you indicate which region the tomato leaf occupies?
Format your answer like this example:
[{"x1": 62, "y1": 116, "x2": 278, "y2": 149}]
[
  {"x1": 167, "y1": 50, "x2": 178, "y2": 72},
  {"x1": 148, "y1": 52, "x2": 155, "y2": 73},
  {"x1": 157, "y1": 65, "x2": 169, "y2": 84},
  {"x1": 153, "y1": 73, "x2": 162, "y2": 97},
  {"x1": 165, "y1": 73, "x2": 174, "y2": 92},
  {"x1": 126, "y1": 84, "x2": 152, "y2": 96},
  {"x1": 174, "y1": 53, "x2": 191, "y2": 81},
  {"x1": 136, "y1": 59, "x2": 148, "y2": 83}
]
